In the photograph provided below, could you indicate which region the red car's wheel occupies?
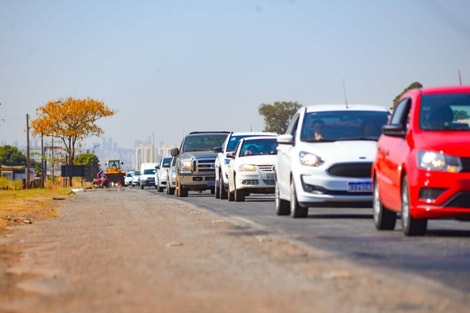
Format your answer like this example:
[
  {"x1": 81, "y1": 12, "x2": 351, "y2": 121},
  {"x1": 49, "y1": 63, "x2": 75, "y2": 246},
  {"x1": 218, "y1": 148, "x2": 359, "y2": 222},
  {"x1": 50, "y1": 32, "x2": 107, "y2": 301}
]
[
  {"x1": 401, "y1": 176, "x2": 427, "y2": 236},
  {"x1": 373, "y1": 178, "x2": 396, "y2": 230}
]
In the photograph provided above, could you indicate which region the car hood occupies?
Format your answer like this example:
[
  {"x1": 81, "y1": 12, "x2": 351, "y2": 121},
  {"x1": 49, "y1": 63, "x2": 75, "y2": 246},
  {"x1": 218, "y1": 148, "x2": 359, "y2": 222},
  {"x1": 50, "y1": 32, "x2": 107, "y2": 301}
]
[
  {"x1": 236, "y1": 154, "x2": 277, "y2": 165},
  {"x1": 298, "y1": 140, "x2": 378, "y2": 162},
  {"x1": 181, "y1": 151, "x2": 217, "y2": 159},
  {"x1": 413, "y1": 132, "x2": 470, "y2": 156}
]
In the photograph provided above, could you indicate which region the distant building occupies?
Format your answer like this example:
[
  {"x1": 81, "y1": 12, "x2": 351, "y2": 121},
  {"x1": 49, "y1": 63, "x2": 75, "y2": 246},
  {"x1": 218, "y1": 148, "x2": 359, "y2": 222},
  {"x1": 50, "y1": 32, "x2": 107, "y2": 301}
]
[
  {"x1": 158, "y1": 145, "x2": 177, "y2": 158},
  {"x1": 135, "y1": 144, "x2": 155, "y2": 170}
]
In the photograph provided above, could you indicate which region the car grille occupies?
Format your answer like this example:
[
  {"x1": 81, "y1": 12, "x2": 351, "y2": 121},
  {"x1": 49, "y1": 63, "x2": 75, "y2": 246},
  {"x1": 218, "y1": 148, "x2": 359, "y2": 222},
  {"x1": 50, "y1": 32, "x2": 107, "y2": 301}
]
[
  {"x1": 327, "y1": 162, "x2": 372, "y2": 178},
  {"x1": 461, "y1": 158, "x2": 470, "y2": 172},
  {"x1": 258, "y1": 165, "x2": 274, "y2": 172},
  {"x1": 263, "y1": 179, "x2": 275, "y2": 185},
  {"x1": 446, "y1": 191, "x2": 470, "y2": 208},
  {"x1": 193, "y1": 158, "x2": 216, "y2": 173}
]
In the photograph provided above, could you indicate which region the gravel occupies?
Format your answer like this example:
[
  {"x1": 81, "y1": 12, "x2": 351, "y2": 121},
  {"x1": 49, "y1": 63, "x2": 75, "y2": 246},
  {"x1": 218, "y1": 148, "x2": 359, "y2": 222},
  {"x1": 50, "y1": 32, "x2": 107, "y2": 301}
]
[{"x1": 0, "y1": 188, "x2": 467, "y2": 313}]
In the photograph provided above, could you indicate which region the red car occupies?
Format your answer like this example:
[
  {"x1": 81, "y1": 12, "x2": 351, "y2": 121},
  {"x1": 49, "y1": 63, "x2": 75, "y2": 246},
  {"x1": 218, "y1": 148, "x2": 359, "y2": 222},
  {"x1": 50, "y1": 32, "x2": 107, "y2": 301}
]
[{"x1": 372, "y1": 85, "x2": 470, "y2": 236}]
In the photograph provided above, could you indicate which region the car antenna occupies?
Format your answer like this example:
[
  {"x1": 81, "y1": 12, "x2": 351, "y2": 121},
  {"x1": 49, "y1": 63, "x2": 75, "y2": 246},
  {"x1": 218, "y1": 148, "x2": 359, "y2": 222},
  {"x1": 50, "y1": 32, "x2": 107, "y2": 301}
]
[{"x1": 342, "y1": 79, "x2": 349, "y2": 108}]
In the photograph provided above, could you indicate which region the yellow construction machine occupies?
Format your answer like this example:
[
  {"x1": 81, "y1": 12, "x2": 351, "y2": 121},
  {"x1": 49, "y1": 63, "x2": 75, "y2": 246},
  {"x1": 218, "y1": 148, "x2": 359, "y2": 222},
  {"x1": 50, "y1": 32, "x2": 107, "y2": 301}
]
[{"x1": 104, "y1": 160, "x2": 126, "y2": 186}]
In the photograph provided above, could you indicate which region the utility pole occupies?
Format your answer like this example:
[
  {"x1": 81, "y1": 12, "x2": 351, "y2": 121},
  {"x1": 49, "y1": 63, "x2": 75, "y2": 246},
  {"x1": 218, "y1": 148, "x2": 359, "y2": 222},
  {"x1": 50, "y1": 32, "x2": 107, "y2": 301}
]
[
  {"x1": 26, "y1": 113, "x2": 30, "y2": 189},
  {"x1": 52, "y1": 138, "x2": 55, "y2": 184},
  {"x1": 41, "y1": 134, "x2": 45, "y2": 188},
  {"x1": 458, "y1": 70, "x2": 463, "y2": 85}
]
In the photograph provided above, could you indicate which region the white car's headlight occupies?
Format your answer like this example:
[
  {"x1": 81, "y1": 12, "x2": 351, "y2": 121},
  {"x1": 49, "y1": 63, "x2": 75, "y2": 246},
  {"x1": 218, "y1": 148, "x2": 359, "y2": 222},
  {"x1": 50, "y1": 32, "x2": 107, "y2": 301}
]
[
  {"x1": 299, "y1": 151, "x2": 323, "y2": 167},
  {"x1": 417, "y1": 151, "x2": 462, "y2": 172},
  {"x1": 238, "y1": 164, "x2": 257, "y2": 172}
]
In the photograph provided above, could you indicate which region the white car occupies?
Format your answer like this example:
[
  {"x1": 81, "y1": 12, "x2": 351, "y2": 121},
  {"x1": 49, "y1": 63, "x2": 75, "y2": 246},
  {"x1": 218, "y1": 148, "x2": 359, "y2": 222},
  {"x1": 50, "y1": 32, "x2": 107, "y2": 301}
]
[
  {"x1": 131, "y1": 170, "x2": 141, "y2": 187},
  {"x1": 124, "y1": 171, "x2": 134, "y2": 186},
  {"x1": 155, "y1": 156, "x2": 172, "y2": 192},
  {"x1": 227, "y1": 136, "x2": 278, "y2": 202},
  {"x1": 213, "y1": 131, "x2": 278, "y2": 200},
  {"x1": 166, "y1": 156, "x2": 177, "y2": 195},
  {"x1": 275, "y1": 104, "x2": 390, "y2": 217}
]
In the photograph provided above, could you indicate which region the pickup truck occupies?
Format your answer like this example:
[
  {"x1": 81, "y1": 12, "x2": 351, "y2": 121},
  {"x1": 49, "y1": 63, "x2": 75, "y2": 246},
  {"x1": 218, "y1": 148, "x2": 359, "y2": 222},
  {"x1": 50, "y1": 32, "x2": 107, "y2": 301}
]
[{"x1": 171, "y1": 131, "x2": 230, "y2": 197}]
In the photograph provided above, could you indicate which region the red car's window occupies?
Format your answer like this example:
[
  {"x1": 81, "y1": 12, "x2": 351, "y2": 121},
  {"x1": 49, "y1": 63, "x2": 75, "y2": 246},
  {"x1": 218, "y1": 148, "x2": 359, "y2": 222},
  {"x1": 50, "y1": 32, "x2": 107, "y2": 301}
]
[{"x1": 419, "y1": 94, "x2": 470, "y2": 130}]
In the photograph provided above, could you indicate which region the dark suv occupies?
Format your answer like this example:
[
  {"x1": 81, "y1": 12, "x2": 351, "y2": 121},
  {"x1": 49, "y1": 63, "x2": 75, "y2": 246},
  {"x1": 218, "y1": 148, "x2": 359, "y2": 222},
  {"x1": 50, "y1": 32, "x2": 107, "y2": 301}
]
[{"x1": 171, "y1": 131, "x2": 230, "y2": 197}]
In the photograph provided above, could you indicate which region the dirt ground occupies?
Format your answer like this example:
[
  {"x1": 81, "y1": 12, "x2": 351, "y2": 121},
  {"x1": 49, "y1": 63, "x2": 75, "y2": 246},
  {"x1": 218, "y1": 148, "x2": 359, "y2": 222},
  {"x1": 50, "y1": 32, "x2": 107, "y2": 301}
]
[{"x1": 0, "y1": 188, "x2": 468, "y2": 313}]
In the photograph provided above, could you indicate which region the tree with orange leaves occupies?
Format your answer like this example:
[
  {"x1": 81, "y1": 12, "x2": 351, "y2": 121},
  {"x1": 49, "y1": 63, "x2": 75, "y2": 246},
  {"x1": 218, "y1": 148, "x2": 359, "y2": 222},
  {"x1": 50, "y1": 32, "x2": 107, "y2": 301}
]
[{"x1": 31, "y1": 97, "x2": 115, "y2": 166}]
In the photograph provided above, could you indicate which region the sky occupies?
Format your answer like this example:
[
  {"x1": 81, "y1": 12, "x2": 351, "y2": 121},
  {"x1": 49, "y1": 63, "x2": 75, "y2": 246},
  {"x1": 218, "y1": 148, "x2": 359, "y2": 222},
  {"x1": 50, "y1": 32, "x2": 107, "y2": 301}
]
[{"x1": 1, "y1": 0, "x2": 469, "y2": 150}]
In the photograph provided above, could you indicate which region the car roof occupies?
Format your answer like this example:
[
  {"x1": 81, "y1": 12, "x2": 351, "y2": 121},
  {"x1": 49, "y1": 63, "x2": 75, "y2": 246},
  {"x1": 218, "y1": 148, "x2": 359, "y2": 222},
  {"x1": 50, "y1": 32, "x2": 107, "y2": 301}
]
[
  {"x1": 188, "y1": 131, "x2": 231, "y2": 135},
  {"x1": 304, "y1": 104, "x2": 390, "y2": 113},
  {"x1": 418, "y1": 85, "x2": 470, "y2": 95},
  {"x1": 229, "y1": 131, "x2": 278, "y2": 136},
  {"x1": 241, "y1": 135, "x2": 278, "y2": 142}
]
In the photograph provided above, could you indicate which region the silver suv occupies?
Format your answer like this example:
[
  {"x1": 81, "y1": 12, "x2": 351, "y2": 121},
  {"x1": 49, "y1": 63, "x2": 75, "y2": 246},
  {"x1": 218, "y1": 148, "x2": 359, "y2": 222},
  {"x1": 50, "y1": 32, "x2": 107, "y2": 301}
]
[
  {"x1": 213, "y1": 131, "x2": 278, "y2": 199},
  {"x1": 171, "y1": 131, "x2": 230, "y2": 197}
]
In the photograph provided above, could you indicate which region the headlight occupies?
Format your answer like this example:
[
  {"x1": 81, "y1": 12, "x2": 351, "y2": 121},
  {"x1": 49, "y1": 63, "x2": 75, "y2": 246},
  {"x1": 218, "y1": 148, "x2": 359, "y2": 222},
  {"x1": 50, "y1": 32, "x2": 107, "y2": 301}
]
[
  {"x1": 299, "y1": 151, "x2": 323, "y2": 167},
  {"x1": 417, "y1": 151, "x2": 462, "y2": 172},
  {"x1": 180, "y1": 158, "x2": 193, "y2": 172},
  {"x1": 238, "y1": 164, "x2": 257, "y2": 172}
]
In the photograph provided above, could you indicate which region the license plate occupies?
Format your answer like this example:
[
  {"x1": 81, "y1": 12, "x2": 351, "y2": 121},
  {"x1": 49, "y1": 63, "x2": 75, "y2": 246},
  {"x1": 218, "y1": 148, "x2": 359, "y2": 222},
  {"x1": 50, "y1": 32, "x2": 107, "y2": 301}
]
[{"x1": 347, "y1": 182, "x2": 371, "y2": 192}]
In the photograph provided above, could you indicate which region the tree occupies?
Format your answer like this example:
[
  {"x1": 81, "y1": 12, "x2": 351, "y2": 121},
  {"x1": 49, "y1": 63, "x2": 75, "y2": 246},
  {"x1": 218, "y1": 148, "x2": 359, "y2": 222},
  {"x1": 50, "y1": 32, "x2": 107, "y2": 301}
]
[
  {"x1": 75, "y1": 152, "x2": 101, "y2": 181},
  {"x1": 258, "y1": 101, "x2": 302, "y2": 134},
  {"x1": 31, "y1": 97, "x2": 115, "y2": 166},
  {"x1": 0, "y1": 145, "x2": 27, "y2": 166},
  {"x1": 393, "y1": 81, "x2": 423, "y2": 108}
]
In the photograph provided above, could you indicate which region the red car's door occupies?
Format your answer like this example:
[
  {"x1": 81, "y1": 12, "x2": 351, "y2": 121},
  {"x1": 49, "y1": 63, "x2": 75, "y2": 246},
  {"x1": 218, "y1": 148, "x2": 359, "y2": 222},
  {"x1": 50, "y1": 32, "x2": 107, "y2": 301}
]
[{"x1": 376, "y1": 99, "x2": 412, "y2": 212}]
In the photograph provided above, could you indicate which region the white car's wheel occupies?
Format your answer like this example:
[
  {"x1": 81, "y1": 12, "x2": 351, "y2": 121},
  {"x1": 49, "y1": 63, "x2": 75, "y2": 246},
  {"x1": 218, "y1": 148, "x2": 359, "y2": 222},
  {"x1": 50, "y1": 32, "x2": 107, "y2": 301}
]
[
  {"x1": 275, "y1": 181, "x2": 290, "y2": 215},
  {"x1": 167, "y1": 182, "x2": 175, "y2": 195},
  {"x1": 233, "y1": 174, "x2": 245, "y2": 202},
  {"x1": 290, "y1": 180, "x2": 308, "y2": 218},
  {"x1": 219, "y1": 175, "x2": 228, "y2": 200},
  {"x1": 401, "y1": 176, "x2": 427, "y2": 236},
  {"x1": 373, "y1": 178, "x2": 396, "y2": 230},
  {"x1": 215, "y1": 174, "x2": 220, "y2": 199}
]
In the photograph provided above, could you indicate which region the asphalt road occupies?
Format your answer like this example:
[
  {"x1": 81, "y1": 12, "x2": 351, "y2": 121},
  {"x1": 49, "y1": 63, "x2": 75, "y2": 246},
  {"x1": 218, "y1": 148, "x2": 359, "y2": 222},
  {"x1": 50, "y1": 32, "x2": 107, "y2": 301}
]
[{"x1": 142, "y1": 187, "x2": 470, "y2": 293}]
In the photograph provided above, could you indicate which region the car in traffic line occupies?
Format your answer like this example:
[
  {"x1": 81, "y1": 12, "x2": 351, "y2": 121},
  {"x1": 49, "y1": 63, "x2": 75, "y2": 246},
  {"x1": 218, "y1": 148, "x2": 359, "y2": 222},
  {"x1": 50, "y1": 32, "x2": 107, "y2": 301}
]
[
  {"x1": 124, "y1": 171, "x2": 134, "y2": 186},
  {"x1": 131, "y1": 170, "x2": 141, "y2": 187},
  {"x1": 171, "y1": 131, "x2": 230, "y2": 197},
  {"x1": 372, "y1": 85, "x2": 470, "y2": 236},
  {"x1": 275, "y1": 104, "x2": 390, "y2": 218},
  {"x1": 166, "y1": 156, "x2": 177, "y2": 195},
  {"x1": 213, "y1": 131, "x2": 278, "y2": 200},
  {"x1": 140, "y1": 163, "x2": 158, "y2": 189},
  {"x1": 155, "y1": 156, "x2": 172, "y2": 192},
  {"x1": 226, "y1": 136, "x2": 278, "y2": 202}
]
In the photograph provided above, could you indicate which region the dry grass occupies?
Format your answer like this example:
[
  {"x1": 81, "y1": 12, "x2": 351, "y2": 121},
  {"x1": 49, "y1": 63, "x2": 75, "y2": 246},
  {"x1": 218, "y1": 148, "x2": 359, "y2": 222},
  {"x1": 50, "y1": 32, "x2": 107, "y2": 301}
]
[{"x1": 0, "y1": 182, "x2": 73, "y2": 231}]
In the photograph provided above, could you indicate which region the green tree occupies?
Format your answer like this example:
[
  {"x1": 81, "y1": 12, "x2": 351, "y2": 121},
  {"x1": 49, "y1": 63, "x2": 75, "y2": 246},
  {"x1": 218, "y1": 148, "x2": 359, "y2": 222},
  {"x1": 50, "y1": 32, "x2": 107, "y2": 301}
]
[
  {"x1": 0, "y1": 145, "x2": 27, "y2": 166},
  {"x1": 258, "y1": 101, "x2": 302, "y2": 134},
  {"x1": 75, "y1": 152, "x2": 101, "y2": 181},
  {"x1": 393, "y1": 81, "x2": 423, "y2": 108}
]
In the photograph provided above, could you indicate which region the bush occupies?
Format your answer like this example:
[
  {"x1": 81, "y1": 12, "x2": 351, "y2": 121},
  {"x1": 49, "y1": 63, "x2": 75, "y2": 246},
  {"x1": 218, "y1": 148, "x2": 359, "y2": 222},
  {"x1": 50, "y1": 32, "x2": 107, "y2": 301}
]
[{"x1": 0, "y1": 177, "x2": 23, "y2": 190}]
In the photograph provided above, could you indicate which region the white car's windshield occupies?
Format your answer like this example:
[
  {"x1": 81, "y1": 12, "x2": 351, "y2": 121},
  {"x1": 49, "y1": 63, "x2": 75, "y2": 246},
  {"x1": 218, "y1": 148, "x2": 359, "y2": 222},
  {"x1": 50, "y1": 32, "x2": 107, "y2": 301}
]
[
  {"x1": 301, "y1": 110, "x2": 390, "y2": 142},
  {"x1": 239, "y1": 139, "x2": 278, "y2": 156}
]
